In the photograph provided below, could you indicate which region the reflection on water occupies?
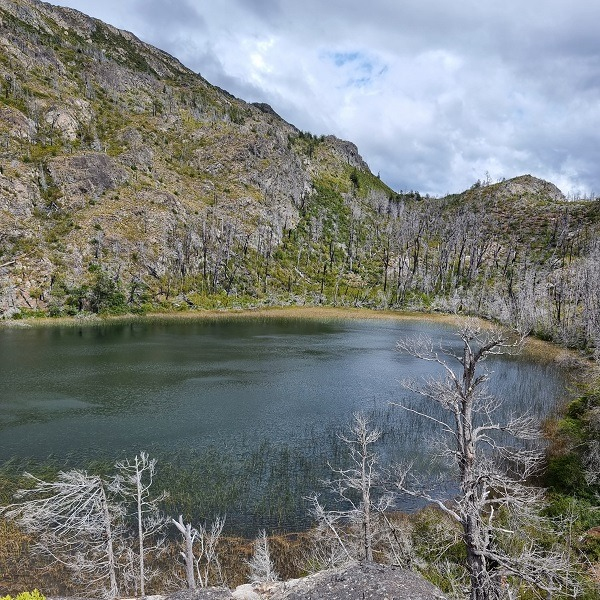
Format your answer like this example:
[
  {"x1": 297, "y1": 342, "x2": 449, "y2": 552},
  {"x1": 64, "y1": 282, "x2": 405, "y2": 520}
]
[{"x1": 0, "y1": 317, "x2": 568, "y2": 532}]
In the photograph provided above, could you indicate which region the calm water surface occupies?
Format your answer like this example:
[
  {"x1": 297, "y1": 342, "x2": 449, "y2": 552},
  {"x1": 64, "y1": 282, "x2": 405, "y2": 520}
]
[{"x1": 0, "y1": 317, "x2": 567, "y2": 530}]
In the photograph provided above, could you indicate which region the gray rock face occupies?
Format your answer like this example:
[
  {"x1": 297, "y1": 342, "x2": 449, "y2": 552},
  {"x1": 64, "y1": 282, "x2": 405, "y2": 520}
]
[
  {"x1": 278, "y1": 562, "x2": 447, "y2": 600},
  {"x1": 251, "y1": 103, "x2": 284, "y2": 121},
  {"x1": 324, "y1": 136, "x2": 371, "y2": 171},
  {"x1": 0, "y1": 106, "x2": 36, "y2": 140},
  {"x1": 47, "y1": 153, "x2": 129, "y2": 207},
  {"x1": 49, "y1": 564, "x2": 447, "y2": 600},
  {"x1": 161, "y1": 564, "x2": 447, "y2": 600},
  {"x1": 499, "y1": 174, "x2": 565, "y2": 202}
]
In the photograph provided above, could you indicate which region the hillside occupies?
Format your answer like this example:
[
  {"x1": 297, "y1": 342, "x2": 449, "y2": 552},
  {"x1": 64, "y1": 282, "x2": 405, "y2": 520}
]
[
  {"x1": 0, "y1": 0, "x2": 599, "y2": 355},
  {"x1": 0, "y1": 0, "x2": 392, "y2": 314}
]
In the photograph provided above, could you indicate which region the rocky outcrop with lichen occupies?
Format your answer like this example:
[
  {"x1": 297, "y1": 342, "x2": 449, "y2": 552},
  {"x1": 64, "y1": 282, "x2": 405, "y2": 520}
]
[{"x1": 138, "y1": 562, "x2": 447, "y2": 600}]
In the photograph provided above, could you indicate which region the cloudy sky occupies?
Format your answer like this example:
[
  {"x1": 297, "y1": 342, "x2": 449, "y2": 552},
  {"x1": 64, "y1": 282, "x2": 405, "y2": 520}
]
[{"x1": 52, "y1": 0, "x2": 600, "y2": 197}]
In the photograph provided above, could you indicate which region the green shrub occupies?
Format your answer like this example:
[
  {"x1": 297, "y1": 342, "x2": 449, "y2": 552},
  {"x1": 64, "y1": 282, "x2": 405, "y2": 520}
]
[
  {"x1": 1, "y1": 590, "x2": 46, "y2": 600},
  {"x1": 566, "y1": 397, "x2": 588, "y2": 419},
  {"x1": 544, "y1": 454, "x2": 589, "y2": 496},
  {"x1": 89, "y1": 269, "x2": 127, "y2": 314},
  {"x1": 412, "y1": 507, "x2": 465, "y2": 564}
]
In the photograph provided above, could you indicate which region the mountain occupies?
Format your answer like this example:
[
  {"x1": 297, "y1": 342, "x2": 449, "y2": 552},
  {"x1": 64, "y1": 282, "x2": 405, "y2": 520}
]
[
  {"x1": 0, "y1": 0, "x2": 599, "y2": 355},
  {"x1": 0, "y1": 0, "x2": 392, "y2": 314}
]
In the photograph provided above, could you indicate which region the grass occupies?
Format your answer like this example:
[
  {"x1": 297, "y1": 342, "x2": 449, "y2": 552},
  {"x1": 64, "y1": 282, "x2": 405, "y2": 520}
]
[
  {"x1": 0, "y1": 305, "x2": 472, "y2": 329},
  {"x1": 0, "y1": 516, "x2": 310, "y2": 593},
  {"x1": 0, "y1": 305, "x2": 583, "y2": 364},
  {"x1": 0, "y1": 520, "x2": 74, "y2": 596}
]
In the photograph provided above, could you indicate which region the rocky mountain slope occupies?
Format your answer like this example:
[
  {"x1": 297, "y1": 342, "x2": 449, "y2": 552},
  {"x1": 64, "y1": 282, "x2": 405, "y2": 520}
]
[{"x1": 0, "y1": 0, "x2": 391, "y2": 315}]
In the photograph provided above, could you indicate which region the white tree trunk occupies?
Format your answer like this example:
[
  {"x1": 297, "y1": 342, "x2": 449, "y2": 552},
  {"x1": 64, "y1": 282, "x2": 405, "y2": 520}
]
[
  {"x1": 99, "y1": 478, "x2": 119, "y2": 599},
  {"x1": 173, "y1": 515, "x2": 196, "y2": 589}
]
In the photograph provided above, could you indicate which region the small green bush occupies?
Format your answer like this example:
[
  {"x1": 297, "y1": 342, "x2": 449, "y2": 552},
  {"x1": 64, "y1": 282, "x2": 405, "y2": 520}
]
[
  {"x1": 566, "y1": 397, "x2": 588, "y2": 419},
  {"x1": 1, "y1": 590, "x2": 46, "y2": 600},
  {"x1": 544, "y1": 454, "x2": 589, "y2": 496}
]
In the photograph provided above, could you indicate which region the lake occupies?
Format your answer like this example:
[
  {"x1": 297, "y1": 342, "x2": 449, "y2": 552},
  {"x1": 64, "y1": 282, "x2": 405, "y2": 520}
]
[{"x1": 0, "y1": 315, "x2": 568, "y2": 532}]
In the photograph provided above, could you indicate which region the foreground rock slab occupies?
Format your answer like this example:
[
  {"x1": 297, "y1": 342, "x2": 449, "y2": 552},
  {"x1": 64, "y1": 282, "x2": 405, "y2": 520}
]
[
  {"x1": 165, "y1": 590, "x2": 235, "y2": 600},
  {"x1": 276, "y1": 562, "x2": 447, "y2": 600},
  {"x1": 122, "y1": 562, "x2": 448, "y2": 600}
]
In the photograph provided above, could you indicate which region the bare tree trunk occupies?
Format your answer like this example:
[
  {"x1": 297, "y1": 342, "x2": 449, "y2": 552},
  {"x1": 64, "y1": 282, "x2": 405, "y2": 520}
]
[
  {"x1": 114, "y1": 452, "x2": 167, "y2": 597},
  {"x1": 99, "y1": 479, "x2": 119, "y2": 599},
  {"x1": 361, "y1": 432, "x2": 374, "y2": 562},
  {"x1": 136, "y1": 468, "x2": 145, "y2": 597},
  {"x1": 173, "y1": 516, "x2": 196, "y2": 589},
  {"x1": 395, "y1": 321, "x2": 576, "y2": 600}
]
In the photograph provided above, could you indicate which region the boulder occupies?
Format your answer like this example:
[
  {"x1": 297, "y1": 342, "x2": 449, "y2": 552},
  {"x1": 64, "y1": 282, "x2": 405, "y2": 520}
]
[{"x1": 278, "y1": 562, "x2": 447, "y2": 600}]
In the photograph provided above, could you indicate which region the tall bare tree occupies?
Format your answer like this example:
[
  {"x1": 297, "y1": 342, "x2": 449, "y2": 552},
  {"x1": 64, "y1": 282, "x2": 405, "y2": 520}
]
[
  {"x1": 395, "y1": 320, "x2": 577, "y2": 600},
  {"x1": 114, "y1": 452, "x2": 168, "y2": 597},
  {"x1": 309, "y1": 413, "x2": 393, "y2": 564}
]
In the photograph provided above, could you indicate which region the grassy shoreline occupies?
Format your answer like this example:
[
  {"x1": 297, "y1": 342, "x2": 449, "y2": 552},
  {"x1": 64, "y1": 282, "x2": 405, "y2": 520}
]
[
  {"x1": 1, "y1": 304, "x2": 455, "y2": 326},
  {"x1": 0, "y1": 304, "x2": 584, "y2": 365}
]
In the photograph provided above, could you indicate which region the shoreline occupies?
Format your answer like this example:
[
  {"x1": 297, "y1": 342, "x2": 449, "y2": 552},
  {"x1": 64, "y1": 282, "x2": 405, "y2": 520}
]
[
  {"x1": 0, "y1": 305, "x2": 458, "y2": 327},
  {"x1": 0, "y1": 305, "x2": 585, "y2": 365}
]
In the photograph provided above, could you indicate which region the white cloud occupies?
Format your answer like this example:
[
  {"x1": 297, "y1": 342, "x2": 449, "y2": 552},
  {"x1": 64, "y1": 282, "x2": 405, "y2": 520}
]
[{"x1": 51, "y1": 0, "x2": 600, "y2": 197}]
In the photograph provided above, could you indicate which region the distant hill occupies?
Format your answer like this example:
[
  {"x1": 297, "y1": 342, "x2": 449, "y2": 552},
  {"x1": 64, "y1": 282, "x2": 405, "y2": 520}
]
[{"x1": 1, "y1": 0, "x2": 599, "y2": 353}]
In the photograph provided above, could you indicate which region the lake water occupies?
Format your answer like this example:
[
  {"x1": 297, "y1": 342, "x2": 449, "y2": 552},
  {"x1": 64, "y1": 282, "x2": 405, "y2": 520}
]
[{"x1": 0, "y1": 316, "x2": 567, "y2": 532}]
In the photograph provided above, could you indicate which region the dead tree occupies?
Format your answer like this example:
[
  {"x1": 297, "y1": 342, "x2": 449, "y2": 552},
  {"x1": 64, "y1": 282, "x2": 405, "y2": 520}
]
[
  {"x1": 172, "y1": 514, "x2": 226, "y2": 589},
  {"x1": 172, "y1": 516, "x2": 197, "y2": 589},
  {"x1": 2, "y1": 470, "x2": 122, "y2": 599},
  {"x1": 395, "y1": 319, "x2": 577, "y2": 600},
  {"x1": 309, "y1": 413, "x2": 393, "y2": 564},
  {"x1": 246, "y1": 529, "x2": 279, "y2": 584},
  {"x1": 114, "y1": 452, "x2": 168, "y2": 597}
]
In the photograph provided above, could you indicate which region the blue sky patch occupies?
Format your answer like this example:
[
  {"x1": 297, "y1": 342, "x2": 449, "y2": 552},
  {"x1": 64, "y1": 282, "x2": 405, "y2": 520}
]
[
  {"x1": 331, "y1": 51, "x2": 362, "y2": 67},
  {"x1": 322, "y1": 50, "x2": 387, "y2": 89}
]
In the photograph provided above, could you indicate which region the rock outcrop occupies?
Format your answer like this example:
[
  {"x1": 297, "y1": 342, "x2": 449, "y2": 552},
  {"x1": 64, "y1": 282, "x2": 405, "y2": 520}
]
[
  {"x1": 159, "y1": 563, "x2": 447, "y2": 600},
  {"x1": 276, "y1": 562, "x2": 447, "y2": 599}
]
